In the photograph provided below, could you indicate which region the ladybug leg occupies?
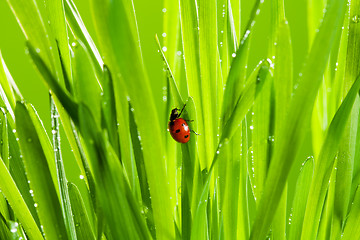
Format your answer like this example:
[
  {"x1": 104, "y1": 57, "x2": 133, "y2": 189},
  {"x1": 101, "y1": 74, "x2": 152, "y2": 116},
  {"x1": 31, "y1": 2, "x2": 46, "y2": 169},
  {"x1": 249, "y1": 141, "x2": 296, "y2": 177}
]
[
  {"x1": 178, "y1": 103, "x2": 186, "y2": 117},
  {"x1": 190, "y1": 129, "x2": 200, "y2": 135}
]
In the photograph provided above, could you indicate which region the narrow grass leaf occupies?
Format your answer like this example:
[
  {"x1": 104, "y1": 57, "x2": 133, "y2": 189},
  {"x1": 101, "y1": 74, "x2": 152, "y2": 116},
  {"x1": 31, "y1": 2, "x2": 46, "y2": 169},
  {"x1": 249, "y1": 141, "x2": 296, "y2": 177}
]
[
  {"x1": 288, "y1": 157, "x2": 313, "y2": 240},
  {"x1": 72, "y1": 40, "x2": 102, "y2": 126},
  {"x1": 26, "y1": 41, "x2": 79, "y2": 123},
  {"x1": 301, "y1": 74, "x2": 360, "y2": 240},
  {"x1": 0, "y1": 157, "x2": 43, "y2": 240},
  {"x1": 250, "y1": 0, "x2": 347, "y2": 238},
  {"x1": 64, "y1": 0, "x2": 103, "y2": 77},
  {"x1": 342, "y1": 185, "x2": 360, "y2": 240},
  {"x1": 68, "y1": 182, "x2": 95, "y2": 240},
  {"x1": 0, "y1": 52, "x2": 16, "y2": 116},
  {"x1": 15, "y1": 102, "x2": 68, "y2": 240}
]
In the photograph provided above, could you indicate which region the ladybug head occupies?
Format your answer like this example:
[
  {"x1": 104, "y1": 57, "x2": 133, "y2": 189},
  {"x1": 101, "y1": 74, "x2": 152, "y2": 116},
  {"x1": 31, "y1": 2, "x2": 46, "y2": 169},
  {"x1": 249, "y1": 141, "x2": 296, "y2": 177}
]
[{"x1": 170, "y1": 108, "x2": 180, "y2": 121}]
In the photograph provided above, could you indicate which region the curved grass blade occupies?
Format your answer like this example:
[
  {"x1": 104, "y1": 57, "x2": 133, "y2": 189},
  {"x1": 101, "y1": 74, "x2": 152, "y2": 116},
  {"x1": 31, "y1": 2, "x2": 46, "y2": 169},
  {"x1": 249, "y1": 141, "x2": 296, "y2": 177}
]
[
  {"x1": 65, "y1": 0, "x2": 103, "y2": 77},
  {"x1": 0, "y1": 157, "x2": 43, "y2": 240},
  {"x1": 0, "y1": 52, "x2": 16, "y2": 118},
  {"x1": 72, "y1": 40, "x2": 102, "y2": 126},
  {"x1": 26, "y1": 41, "x2": 79, "y2": 124},
  {"x1": 288, "y1": 157, "x2": 313, "y2": 240},
  {"x1": 68, "y1": 182, "x2": 95, "y2": 240},
  {"x1": 16, "y1": 102, "x2": 68, "y2": 240},
  {"x1": 300, "y1": 74, "x2": 360, "y2": 239},
  {"x1": 342, "y1": 185, "x2": 360, "y2": 240},
  {"x1": 250, "y1": 0, "x2": 347, "y2": 238}
]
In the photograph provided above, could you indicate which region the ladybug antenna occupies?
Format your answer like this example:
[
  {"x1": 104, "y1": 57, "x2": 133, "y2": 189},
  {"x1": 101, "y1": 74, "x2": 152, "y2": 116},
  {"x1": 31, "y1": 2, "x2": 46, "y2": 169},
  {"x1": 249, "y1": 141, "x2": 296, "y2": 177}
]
[{"x1": 178, "y1": 104, "x2": 186, "y2": 118}]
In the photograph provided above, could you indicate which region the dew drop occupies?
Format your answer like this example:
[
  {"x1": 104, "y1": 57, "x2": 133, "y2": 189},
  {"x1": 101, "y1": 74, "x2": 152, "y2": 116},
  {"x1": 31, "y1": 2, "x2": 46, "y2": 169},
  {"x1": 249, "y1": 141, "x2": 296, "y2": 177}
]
[
  {"x1": 162, "y1": 46, "x2": 167, "y2": 52},
  {"x1": 12, "y1": 129, "x2": 16, "y2": 133},
  {"x1": 249, "y1": 125, "x2": 254, "y2": 130},
  {"x1": 27, "y1": 138, "x2": 32, "y2": 143},
  {"x1": 34, "y1": 203, "x2": 38, "y2": 207},
  {"x1": 176, "y1": 51, "x2": 182, "y2": 56},
  {"x1": 162, "y1": 8, "x2": 167, "y2": 13},
  {"x1": 51, "y1": 129, "x2": 57, "y2": 134},
  {"x1": 162, "y1": 32, "x2": 167, "y2": 37},
  {"x1": 10, "y1": 228, "x2": 17, "y2": 233},
  {"x1": 36, "y1": 48, "x2": 41, "y2": 53},
  {"x1": 79, "y1": 175, "x2": 84, "y2": 180},
  {"x1": 232, "y1": 53, "x2": 236, "y2": 58},
  {"x1": 352, "y1": 15, "x2": 360, "y2": 23}
]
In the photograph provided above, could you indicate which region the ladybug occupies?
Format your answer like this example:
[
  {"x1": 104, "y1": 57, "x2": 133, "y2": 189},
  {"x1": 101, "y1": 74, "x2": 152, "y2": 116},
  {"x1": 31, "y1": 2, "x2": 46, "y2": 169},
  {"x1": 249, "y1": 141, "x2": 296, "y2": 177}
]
[{"x1": 168, "y1": 104, "x2": 197, "y2": 143}]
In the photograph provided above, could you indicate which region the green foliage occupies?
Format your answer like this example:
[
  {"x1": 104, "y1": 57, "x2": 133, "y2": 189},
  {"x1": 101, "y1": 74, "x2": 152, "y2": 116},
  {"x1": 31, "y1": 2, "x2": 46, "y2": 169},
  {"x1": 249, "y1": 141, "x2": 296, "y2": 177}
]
[{"x1": 0, "y1": 0, "x2": 360, "y2": 239}]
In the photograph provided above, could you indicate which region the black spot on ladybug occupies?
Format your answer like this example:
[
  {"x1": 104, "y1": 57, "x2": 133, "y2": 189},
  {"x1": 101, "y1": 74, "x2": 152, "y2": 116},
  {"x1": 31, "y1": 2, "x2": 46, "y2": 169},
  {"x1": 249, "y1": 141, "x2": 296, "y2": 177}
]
[
  {"x1": 175, "y1": 129, "x2": 180, "y2": 133},
  {"x1": 184, "y1": 135, "x2": 189, "y2": 138}
]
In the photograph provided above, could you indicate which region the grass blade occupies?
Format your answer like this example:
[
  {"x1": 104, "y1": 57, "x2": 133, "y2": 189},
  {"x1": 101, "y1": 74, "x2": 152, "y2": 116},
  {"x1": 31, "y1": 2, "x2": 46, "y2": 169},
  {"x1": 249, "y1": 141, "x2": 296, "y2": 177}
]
[
  {"x1": 250, "y1": 0, "x2": 347, "y2": 238},
  {"x1": 301, "y1": 74, "x2": 360, "y2": 239},
  {"x1": 15, "y1": 101, "x2": 68, "y2": 240},
  {"x1": 68, "y1": 182, "x2": 95, "y2": 240},
  {"x1": 342, "y1": 185, "x2": 360, "y2": 240}
]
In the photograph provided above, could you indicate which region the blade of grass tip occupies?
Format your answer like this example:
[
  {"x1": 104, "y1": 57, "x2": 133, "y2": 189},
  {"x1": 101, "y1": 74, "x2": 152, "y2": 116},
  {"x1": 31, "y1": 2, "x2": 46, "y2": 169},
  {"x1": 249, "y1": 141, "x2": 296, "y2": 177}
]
[
  {"x1": 300, "y1": 74, "x2": 360, "y2": 240},
  {"x1": 16, "y1": 102, "x2": 69, "y2": 240},
  {"x1": 229, "y1": 0, "x2": 241, "y2": 43},
  {"x1": 332, "y1": 0, "x2": 360, "y2": 238},
  {"x1": 341, "y1": 185, "x2": 360, "y2": 240},
  {"x1": 26, "y1": 41, "x2": 79, "y2": 124},
  {"x1": 179, "y1": 0, "x2": 208, "y2": 168},
  {"x1": 68, "y1": 182, "x2": 96, "y2": 240},
  {"x1": 0, "y1": 55, "x2": 23, "y2": 102},
  {"x1": 51, "y1": 101, "x2": 77, "y2": 240},
  {"x1": 288, "y1": 157, "x2": 313, "y2": 240},
  {"x1": 0, "y1": 157, "x2": 43, "y2": 239},
  {"x1": 65, "y1": 0, "x2": 103, "y2": 77},
  {"x1": 0, "y1": 52, "x2": 16, "y2": 115},
  {"x1": 221, "y1": 0, "x2": 265, "y2": 127},
  {"x1": 250, "y1": 0, "x2": 347, "y2": 238},
  {"x1": 0, "y1": 215, "x2": 11, "y2": 240}
]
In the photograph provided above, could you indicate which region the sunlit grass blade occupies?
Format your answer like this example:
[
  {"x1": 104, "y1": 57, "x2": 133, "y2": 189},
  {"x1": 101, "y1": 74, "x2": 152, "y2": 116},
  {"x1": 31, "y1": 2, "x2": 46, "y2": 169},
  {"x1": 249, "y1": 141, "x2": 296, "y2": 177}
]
[
  {"x1": 0, "y1": 52, "x2": 16, "y2": 118},
  {"x1": 68, "y1": 182, "x2": 95, "y2": 240},
  {"x1": 342, "y1": 185, "x2": 360, "y2": 240},
  {"x1": 64, "y1": 0, "x2": 103, "y2": 76},
  {"x1": 332, "y1": 1, "x2": 360, "y2": 238},
  {"x1": 0, "y1": 157, "x2": 43, "y2": 240},
  {"x1": 300, "y1": 74, "x2": 360, "y2": 239},
  {"x1": 250, "y1": 0, "x2": 347, "y2": 238},
  {"x1": 26, "y1": 41, "x2": 79, "y2": 123},
  {"x1": 288, "y1": 157, "x2": 313, "y2": 239},
  {"x1": 15, "y1": 102, "x2": 68, "y2": 240},
  {"x1": 72, "y1": 40, "x2": 102, "y2": 126}
]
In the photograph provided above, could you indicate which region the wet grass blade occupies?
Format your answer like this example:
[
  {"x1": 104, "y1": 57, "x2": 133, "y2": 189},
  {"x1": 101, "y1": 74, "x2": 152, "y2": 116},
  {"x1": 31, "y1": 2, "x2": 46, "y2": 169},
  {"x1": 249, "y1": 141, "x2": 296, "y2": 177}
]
[
  {"x1": 342, "y1": 185, "x2": 360, "y2": 240},
  {"x1": 288, "y1": 157, "x2": 313, "y2": 239},
  {"x1": 68, "y1": 182, "x2": 95, "y2": 240},
  {"x1": 15, "y1": 102, "x2": 68, "y2": 240},
  {"x1": 250, "y1": 0, "x2": 347, "y2": 238},
  {"x1": 0, "y1": 156, "x2": 43, "y2": 240},
  {"x1": 301, "y1": 74, "x2": 360, "y2": 239}
]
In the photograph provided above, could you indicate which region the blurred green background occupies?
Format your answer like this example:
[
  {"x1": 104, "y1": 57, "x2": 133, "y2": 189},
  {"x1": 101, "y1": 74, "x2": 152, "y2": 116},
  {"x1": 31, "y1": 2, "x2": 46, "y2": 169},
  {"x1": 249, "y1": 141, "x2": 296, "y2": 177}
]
[{"x1": 0, "y1": 0, "x2": 307, "y2": 185}]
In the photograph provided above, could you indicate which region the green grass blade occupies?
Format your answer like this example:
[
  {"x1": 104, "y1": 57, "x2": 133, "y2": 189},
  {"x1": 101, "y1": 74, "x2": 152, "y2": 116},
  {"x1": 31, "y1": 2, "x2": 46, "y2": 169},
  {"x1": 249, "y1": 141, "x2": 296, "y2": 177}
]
[
  {"x1": 64, "y1": 0, "x2": 103, "y2": 76},
  {"x1": 199, "y1": 0, "x2": 217, "y2": 167},
  {"x1": 26, "y1": 41, "x2": 79, "y2": 123},
  {"x1": 15, "y1": 102, "x2": 68, "y2": 240},
  {"x1": 288, "y1": 157, "x2": 313, "y2": 240},
  {"x1": 250, "y1": 0, "x2": 347, "y2": 238},
  {"x1": 101, "y1": 65, "x2": 120, "y2": 158},
  {"x1": 0, "y1": 157, "x2": 43, "y2": 240},
  {"x1": 68, "y1": 182, "x2": 95, "y2": 240},
  {"x1": 0, "y1": 52, "x2": 16, "y2": 118},
  {"x1": 90, "y1": 1, "x2": 174, "y2": 238},
  {"x1": 332, "y1": 0, "x2": 360, "y2": 237},
  {"x1": 72, "y1": 40, "x2": 102, "y2": 126},
  {"x1": 51, "y1": 101, "x2": 77, "y2": 240},
  {"x1": 301, "y1": 75, "x2": 360, "y2": 240},
  {"x1": 342, "y1": 185, "x2": 360, "y2": 240}
]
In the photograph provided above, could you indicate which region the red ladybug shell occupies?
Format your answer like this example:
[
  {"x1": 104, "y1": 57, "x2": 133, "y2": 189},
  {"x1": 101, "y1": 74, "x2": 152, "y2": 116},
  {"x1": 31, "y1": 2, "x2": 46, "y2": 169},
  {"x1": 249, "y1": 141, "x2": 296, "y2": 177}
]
[{"x1": 169, "y1": 118, "x2": 190, "y2": 143}]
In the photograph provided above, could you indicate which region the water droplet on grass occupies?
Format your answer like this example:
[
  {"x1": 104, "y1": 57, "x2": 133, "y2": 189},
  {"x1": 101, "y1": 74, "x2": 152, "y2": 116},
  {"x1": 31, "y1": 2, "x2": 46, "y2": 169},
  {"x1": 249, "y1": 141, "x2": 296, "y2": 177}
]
[
  {"x1": 162, "y1": 46, "x2": 167, "y2": 52},
  {"x1": 352, "y1": 15, "x2": 360, "y2": 23}
]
